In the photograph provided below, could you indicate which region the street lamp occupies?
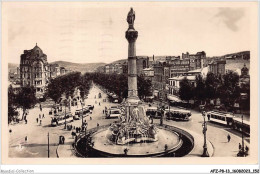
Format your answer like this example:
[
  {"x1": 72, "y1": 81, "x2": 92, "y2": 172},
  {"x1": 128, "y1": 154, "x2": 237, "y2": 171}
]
[
  {"x1": 237, "y1": 114, "x2": 246, "y2": 157},
  {"x1": 64, "y1": 99, "x2": 67, "y2": 129},
  {"x1": 201, "y1": 111, "x2": 209, "y2": 157},
  {"x1": 47, "y1": 132, "x2": 49, "y2": 158},
  {"x1": 159, "y1": 98, "x2": 164, "y2": 126},
  {"x1": 80, "y1": 100, "x2": 84, "y2": 131}
]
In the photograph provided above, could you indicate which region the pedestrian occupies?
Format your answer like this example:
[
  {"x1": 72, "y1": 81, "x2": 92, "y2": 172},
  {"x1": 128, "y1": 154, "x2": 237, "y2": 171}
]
[
  {"x1": 99, "y1": 102, "x2": 100, "y2": 106},
  {"x1": 36, "y1": 118, "x2": 38, "y2": 123},
  {"x1": 164, "y1": 144, "x2": 168, "y2": 151},
  {"x1": 227, "y1": 134, "x2": 231, "y2": 142},
  {"x1": 25, "y1": 136, "x2": 27, "y2": 142},
  {"x1": 245, "y1": 146, "x2": 249, "y2": 152},
  {"x1": 124, "y1": 148, "x2": 128, "y2": 155},
  {"x1": 39, "y1": 114, "x2": 41, "y2": 119},
  {"x1": 42, "y1": 114, "x2": 45, "y2": 118},
  {"x1": 239, "y1": 143, "x2": 242, "y2": 150},
  {"x1": 40, "y1": 104, "x2": 42, "y2": 111},
  {"x1": 9, "y1": 129, "x2": 12, "y2": 133},
  {"x1": 97, "y1": 123, "x2": 99, "y2": 127},
  {"x1": 90, "y1": 116, "x2": 92, "y2": 120},
  {"x1": 62, "y1": 136, "x2": 65, "y2": 144},
  {"x1": 103, "y1": 110, "x2": 104, "y2": 114},
  {"x1": 40, "y1": 120, "x2": 42, "y2": 125}
]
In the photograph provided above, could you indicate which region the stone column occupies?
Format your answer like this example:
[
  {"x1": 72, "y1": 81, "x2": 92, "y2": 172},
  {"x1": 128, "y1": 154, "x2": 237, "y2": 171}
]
[
  {"x1": 125, "y1": 8, "x2": 140, "y2": 122},
  {"x1": 126, "y1": 28, "x2": 138, "y2": 101}
]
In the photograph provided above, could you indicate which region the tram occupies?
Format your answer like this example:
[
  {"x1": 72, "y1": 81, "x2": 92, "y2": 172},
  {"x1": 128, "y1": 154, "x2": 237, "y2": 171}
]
[
  {"x1": 206, "y1": 111, "x2": 234, "y2": 126},
  {"x1": 51, "y1": 112, "x2": 74, "y2": 126},
  {"x1": 145, "y1": 107, "x2": 162, "y2": 119},
  {"x1": 165, "y1": 109, "x2": 191, "y2": 121},
  {"x1": 74, "y1": 107, "x2": 90, "y2": 120},
  {"x1": 232, "y1": 117, "x2": 250, "y2": 136}
]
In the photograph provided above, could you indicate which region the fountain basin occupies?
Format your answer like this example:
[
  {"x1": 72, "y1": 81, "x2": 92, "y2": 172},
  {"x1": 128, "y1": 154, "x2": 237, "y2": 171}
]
[{"x1": 74, "y1": 124, "x2": 194, "y2": 157}]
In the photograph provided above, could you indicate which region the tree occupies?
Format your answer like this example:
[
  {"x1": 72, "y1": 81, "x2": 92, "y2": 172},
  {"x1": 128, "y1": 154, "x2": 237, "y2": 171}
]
[
  {"x1": 219, "y1": 71, "x2": 240, "y2": 109},
  {"x1": 179, "y1": 77, "x2": 194, "y2": 103},
  {"x1": 46, "y1": 72, "x2": 82, "y2": 105},
  {"x1": 205, "y1": 72, "x2": 221, "y2": 103},
  {"x1": 138, "y1": 76, "x2": 152, "y2": 99},
  {"x1": 240, "y1": 82, "x2": 250, "y2": 110},
  {"x1": 46, "y1": 78, "x2": 63, "y2": 104},
  {"x1": 16, "y1": 86, "x2": 37, "y2": 120},
  {"x1": 8, "y1": 85, "x2": 18, "y2": 124},
  {"x1": 79, "y1": 73, "x2": 92, "y2": 100},
  {"x1": 89, "y1": 72, "x2": 152, "y2": 101},
  {"x1": 194, "y1": 74, "x2": 206, "y2": 104}
]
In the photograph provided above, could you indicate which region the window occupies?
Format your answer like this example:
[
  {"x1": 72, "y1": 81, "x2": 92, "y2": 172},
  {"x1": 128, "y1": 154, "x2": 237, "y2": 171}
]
[{"x1": 143, "y1": 60, "x2": 146, "y2": 69}]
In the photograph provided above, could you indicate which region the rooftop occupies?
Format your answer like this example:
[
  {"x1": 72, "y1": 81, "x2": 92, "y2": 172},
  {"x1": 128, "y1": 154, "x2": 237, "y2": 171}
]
[{"x1": 169, "y1": 75, "x2": 196, "y2": 81}]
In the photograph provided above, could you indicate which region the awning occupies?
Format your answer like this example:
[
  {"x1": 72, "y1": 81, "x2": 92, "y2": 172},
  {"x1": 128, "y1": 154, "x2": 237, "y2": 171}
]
[{"x1": 167, "y1": 95, "x2": 182, "y2": 102}]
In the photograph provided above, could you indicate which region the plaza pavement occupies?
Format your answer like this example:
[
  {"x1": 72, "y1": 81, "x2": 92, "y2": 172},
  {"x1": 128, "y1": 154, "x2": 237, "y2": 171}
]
[{"x1": 8, "y1": 84, "x2": 250, "y2": 158}]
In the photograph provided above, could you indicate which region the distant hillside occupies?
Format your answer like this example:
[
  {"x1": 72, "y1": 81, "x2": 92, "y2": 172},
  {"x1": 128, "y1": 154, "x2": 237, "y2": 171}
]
[
  {"x1": 8, "y1": 63, "x2": 19, "y2": 72},
  {"x1": 109, "y1": 56, "x2": 165, "y2": 65},
  {"x1": 226, "y1": 59, "x2": 250, "y2": 74},
  {"x1": 50, "y1": 61, "x2": 106, "y2": 73},
  {"x1": 223, "y1": 51, "x2": 250, "y2": 60},
  {"x1": 8, "y1": 61, "x2": 106, "y2": 74},
  {"x1": 110, "y1": 59, "x2": 127, "y2": 64}
]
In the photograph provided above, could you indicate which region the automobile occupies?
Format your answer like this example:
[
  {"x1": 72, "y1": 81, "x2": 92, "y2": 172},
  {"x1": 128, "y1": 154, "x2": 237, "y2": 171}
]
[
  {"x1": 106, "y1": 109, "x2": 121, "y2": 119},
  {"x1": 87, "y1": 105, "x2": 94, "y2": 110},
  {"x1": 110, "y1": 106, "x2": 118, "y2": 109}
]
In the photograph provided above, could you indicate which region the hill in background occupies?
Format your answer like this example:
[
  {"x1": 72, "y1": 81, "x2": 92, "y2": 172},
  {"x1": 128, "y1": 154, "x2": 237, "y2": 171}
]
[
  {"x1": 49, "y1": 61, "x2": 106, "y2": 74},
  {"x1": 8, "y1": 61, "x2": 106, "y2": 74},
  {"x1": 8, "y1": 63, "x2": 19, "y2": 72}
]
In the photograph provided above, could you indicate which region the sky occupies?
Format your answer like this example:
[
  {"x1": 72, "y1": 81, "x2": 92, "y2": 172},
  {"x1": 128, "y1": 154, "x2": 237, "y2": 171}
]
[{"x1": 3, "y1": 2, "x2": 254, "y2": 64}]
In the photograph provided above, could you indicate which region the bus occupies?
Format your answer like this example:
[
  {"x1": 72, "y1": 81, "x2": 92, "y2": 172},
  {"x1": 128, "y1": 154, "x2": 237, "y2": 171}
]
[
  {"x1": 165, "y1": 109, "x2": 191, "y2": 121},
  {"x1": 145, "y1": 107, "x2": 162, "y2": 119},
  {"x1": 106, "y1": 109, "x2": 121, "y2": 119},
  {"x1": 51, "y1": 112, "x2": 74, "y2": 126},
  {"x1": 232, "y1": 117, "x2": 250, "y2": 136},
  {"x1": 206, "y1": 111, "x2": 234, "y2": 126}
]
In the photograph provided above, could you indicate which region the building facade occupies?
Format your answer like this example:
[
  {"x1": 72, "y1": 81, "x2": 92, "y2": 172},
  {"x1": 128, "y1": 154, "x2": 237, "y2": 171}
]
[
  {"x1": 208, "y1": 59, "x2": 226, "y2": 75},
  {"x1": 136, "y1": 56, "x2": 149, "y2": 75},
  {"x1": 20, "y1": 44, "x2": 49, "y2": 98},
  {"x1": 169, "y1": 59, "x2": 190, "y2": 77},
  {"x1": 49, "y1": 64, "x2": 60, "y2": 78},
  {"x1": 168, "y1": 75, "x2": 196, "y2": 102}
]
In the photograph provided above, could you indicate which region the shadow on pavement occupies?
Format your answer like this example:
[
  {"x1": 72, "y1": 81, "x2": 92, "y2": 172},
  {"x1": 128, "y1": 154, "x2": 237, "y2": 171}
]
[{"x1": 10, "y1": 143, "x2": 58, "y2": 148}]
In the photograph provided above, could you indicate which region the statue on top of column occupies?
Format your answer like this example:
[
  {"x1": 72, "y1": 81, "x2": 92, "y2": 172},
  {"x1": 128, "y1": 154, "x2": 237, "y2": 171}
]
[{"x1": 127, "y1": 7, "x2": 135, "y2": 29}]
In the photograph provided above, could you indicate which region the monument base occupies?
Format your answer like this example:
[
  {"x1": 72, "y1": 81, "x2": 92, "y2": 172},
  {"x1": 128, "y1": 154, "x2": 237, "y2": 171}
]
[{"x1": 109, "y1": 97, "x2": 158, "y2": 145}]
